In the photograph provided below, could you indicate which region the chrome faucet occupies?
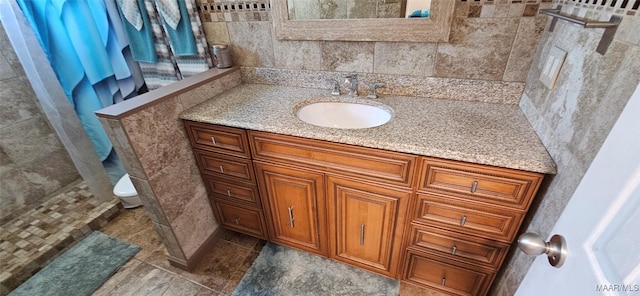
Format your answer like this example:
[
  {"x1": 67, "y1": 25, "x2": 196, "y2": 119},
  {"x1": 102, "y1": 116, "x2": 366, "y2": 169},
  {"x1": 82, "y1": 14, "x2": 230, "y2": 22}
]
[
  {"x1": 367, "y1": 82, "x2": 386, "y2": 99},
  {"x1": 345, "y1": 72, "x2": 358, "y2": 97},
  {"x1": 325, "y1": 79, "x2": 341, "y2": 96}
]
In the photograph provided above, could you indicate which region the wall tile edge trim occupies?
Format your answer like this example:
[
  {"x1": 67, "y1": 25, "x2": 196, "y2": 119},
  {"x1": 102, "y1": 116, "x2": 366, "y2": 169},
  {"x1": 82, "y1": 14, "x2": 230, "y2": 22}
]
[{"x1": 96, "y1": 67, "x2": 240, "y2": 119}]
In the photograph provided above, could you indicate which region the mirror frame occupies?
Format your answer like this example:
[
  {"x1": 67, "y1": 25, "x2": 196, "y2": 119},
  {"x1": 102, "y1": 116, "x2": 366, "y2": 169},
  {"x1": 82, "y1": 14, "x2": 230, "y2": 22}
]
[{"x1": 272, "y1": 0, "x2": 455, "y2": 42}]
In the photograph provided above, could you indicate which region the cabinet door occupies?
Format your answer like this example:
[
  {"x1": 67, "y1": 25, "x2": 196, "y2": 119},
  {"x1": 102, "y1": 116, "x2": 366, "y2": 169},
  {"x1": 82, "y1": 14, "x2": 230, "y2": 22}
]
[
  {"x1": 327, "y1": 176, "x2": 410, "y2": 277},
  {"x1": 254, "y1": 162, "x2": 328, "y2": 256}
]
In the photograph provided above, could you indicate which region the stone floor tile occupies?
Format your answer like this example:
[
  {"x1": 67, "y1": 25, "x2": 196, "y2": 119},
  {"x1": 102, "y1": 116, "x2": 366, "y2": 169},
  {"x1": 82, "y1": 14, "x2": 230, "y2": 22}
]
[
  {"x1": 220, "y1": 229, "x2": 261, "y2": 250},
  {"x1": 160, "y1": 276, "x2": 216, "y2": 296},
  {"x1": 101, "y1": 261, "x2": 173, "y2": 296},
  {"x1": 92, "y1": 259, "x2": 143, "y2": 296}
]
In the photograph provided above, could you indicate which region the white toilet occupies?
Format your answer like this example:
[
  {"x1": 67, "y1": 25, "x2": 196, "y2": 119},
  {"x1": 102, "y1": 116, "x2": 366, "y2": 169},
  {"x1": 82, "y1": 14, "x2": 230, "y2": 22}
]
[{"x1": 113, "y1": 173, "x2": 142, "y2": 208}]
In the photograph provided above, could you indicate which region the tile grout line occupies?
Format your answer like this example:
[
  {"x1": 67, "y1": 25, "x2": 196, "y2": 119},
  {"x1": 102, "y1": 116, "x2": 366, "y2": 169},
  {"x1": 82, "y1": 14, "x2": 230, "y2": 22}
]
[{"x1": 0, "y1": 181, "x2": 122, "y2": 292}]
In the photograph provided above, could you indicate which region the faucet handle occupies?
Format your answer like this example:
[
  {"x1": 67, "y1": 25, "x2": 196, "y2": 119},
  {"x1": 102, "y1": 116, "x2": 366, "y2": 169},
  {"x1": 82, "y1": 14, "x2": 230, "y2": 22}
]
[
  {"x1": 367, "y1": 82, "x2": 386, "y2": 99},
  {"x1": 325, "y1": 79, "x2": 341, "y2": 96},
  {"x1": 344, "y1": 72, "x2": 359, "y2": 97}
]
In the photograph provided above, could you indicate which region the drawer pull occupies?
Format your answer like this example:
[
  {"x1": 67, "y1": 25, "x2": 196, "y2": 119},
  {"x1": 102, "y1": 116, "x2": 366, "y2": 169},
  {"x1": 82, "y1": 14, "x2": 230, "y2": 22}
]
[
  {"x1": 219, "y1": 165, "x2": 224, "y2": 173},
  {"x1": 211, "y1": 136, "x2": 217, "y2": 145},
  {"x1": 471, "y1": 181, "x2": 478, "y2": 193},
  {"x1": 442, "y1": 277, "x2": 446, "y2": 287},
  {"x1": 360, "y1": 224, "x2": 365, "y2": 245},
  {"x1": 226, "y1": 189, "x2": 232, "y2": 197},
  {"x1": 234, "y1": 217, "x2": 240, "y2": 225},
  {"x1": 288, "y1": 206, "x2": 295, "y2": 228},
  {"x1": 451, "y1": 245, "x2": 457, "y2": 255},
  {"x1": 460, "y1": 215, "x2": 467, "y2": 226}
]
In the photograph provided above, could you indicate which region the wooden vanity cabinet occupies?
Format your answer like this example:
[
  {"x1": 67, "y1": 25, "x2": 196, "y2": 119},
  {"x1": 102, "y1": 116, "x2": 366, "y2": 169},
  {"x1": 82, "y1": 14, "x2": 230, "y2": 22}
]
[
  {"x1": 402, "y1": 157, "x2": 544, "y2": 295},
  {"x1": 184, "y1": 121, "x2": 268, "y2": 240},
  {"x1": 249, "y1": 131, "x2": 415, "y2": 278},
  {"x1": 327, "y1": 176, "x2": 410, "y2": 277},
  {"x1": 417, "y1": 158, "x2": 543, "y2": 210},
  {"x1": 403, "y1": 249, "x2": 495, "y2": 296},
  {"x1": 185, "y1": 121, "x2": 546, "y2": 294},
  {"x1": 184, "y1": 121, "x2": 250, "y2": 157},
  {"x1": 213, "y1": 202, "x2": 268, "y2": 239},
  {"x1": 254, "y1": 161, "x2": 329, "y2": 256},
  {"x1": 248, "y1": 131, "x2": 416, "y2": 187}
]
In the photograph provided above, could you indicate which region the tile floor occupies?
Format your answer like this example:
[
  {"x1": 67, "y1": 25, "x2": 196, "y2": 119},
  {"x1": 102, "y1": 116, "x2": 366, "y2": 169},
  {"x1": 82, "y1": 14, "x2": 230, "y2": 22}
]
[
  {"x1": 96, "y1": 208, "x2": 443, "y2": 296},
  {"x1": 0, "y1": 181, "x2": 122, "y2": 294},
  {"x1": 96, "y1": 208, "x2": 262, "y2": 295}
]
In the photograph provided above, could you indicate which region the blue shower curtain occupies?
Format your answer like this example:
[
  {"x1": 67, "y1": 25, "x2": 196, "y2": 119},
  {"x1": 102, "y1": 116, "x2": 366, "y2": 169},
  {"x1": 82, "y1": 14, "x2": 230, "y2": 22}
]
[{"x1": 17, "y1": 0, "x2": 144, "y2": 161}]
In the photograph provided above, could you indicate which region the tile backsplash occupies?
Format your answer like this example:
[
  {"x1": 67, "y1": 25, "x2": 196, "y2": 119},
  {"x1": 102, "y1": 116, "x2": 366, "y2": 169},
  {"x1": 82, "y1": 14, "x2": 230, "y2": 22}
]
[
  {"x1": 241, "y1": 67, "x2": 527, "y2": 104},
  {"x1": 196, "y1": 0, "x2": 554, "y2": 83},
  {"x1": 197, "y1": 0, "x2": 271, "y2": 22},
  {"x1": 557, "y1": 0, "x2": 639, "y2": 16}
]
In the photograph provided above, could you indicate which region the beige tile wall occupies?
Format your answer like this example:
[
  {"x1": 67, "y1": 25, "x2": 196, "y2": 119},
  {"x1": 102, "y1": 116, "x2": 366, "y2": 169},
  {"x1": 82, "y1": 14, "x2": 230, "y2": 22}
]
[
  {"x1": 197, "y1": 0, "x2": 554, "y2": 82},
  {"x1": 0, "y1": 23, "x2": 80, "y2": 224},
  {"x1": 98, "y1": 70, "x2": 242, "y2": 266},
  {"x1": 492, "y1": 1, "x2": 640, "y2": 295}
]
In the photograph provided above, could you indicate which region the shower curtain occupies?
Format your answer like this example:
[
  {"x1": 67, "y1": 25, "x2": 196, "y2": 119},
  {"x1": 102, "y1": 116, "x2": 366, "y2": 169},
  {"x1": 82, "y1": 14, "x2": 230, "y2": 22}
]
[
  {"x1": 17, "y1": 0, "x2": 145, "y2": 161},
  {"x1": 17, "y1": 0, "x2": 212, "y2": 160}
]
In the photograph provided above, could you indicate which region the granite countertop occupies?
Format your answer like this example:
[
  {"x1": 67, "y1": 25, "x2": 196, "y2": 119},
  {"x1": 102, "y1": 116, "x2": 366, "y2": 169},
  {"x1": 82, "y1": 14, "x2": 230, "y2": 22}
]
[{"x1": 180, "y1": 84, "x2": 556, "y2": 174}]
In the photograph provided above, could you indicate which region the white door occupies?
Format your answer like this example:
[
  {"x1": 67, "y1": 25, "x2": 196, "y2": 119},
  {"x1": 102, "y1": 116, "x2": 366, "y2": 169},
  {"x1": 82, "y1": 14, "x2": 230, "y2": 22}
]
[{"x1": 516, "y1": 83, "x2": 640, "y2": 296}]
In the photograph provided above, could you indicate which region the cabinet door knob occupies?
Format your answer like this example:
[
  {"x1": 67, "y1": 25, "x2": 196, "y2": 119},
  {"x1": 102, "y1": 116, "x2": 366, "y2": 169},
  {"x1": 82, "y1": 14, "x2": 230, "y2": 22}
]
[
  {"x1": 287, "y1": 206, "x2": 295, "y2": 228},
  {"x1": 211, "y1": 136, "x2": 217, "y2": 145},
  {"x1": 471, "y1": 181, "x2": 478, "y2": 193},
  {"x1": 460, "y1": 215, "x2": 467, "y2": 226},
  {"x1": 451, "y1": 245, "x2": 457, "y2": 255},
  {"x1": 360, "y1": 224, "x2": 365, "y2": 245},
  {"x1": 234, "y1": 217, "x2": 240, "y2": 225},
  {"x1": 442, "y1": 277, "x2": 446, "y2": 287},
  {"x1": 219, "y1": 165, "x2": 224, "y2": 173},
  {"x1": 226, "y1": 189, "x2": 232, "y2": 197}
]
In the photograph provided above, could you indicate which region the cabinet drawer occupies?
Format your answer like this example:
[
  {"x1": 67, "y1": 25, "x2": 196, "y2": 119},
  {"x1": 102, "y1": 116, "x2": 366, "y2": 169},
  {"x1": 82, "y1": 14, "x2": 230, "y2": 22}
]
[
  {"x1": 408, "y1": 224, "x2": 509, "y2": 270},
  {"x1": 418, "y1": 158, "x2": 542, "y2": 210},
  {"x1": 414, "y1": 193, "x2": 523, "y2": 243},
  {"x1": 403, "y1": 250, "x2": 494, "y2": 296},
  {"x1": 204, "y1": 176, "x2": 261, "y2": 208},
  {"x1": 184, "y1": 121, "x2": 250, "y2": 158},
  {"x1": 249, "y1": 131, "x2": 416, "y2": 187},
  {"x1": 213, "y1": 201, "x2": 268, "y2": 240},
  {"x1": 194, "y1": 149, "x2": 256, "y2": 182}
]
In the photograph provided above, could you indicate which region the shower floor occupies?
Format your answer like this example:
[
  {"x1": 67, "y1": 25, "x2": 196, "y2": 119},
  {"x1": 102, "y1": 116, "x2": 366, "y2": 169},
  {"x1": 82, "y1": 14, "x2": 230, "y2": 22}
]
[{"x1": 0, "y1": 180, "x2": 122, "y2": 295}]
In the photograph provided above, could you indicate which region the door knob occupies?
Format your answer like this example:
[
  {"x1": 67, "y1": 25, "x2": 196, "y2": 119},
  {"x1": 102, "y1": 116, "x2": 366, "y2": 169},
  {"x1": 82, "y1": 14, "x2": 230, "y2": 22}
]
[{"x1": 517, "y1": 232, "x2": 567, "y2": 268}]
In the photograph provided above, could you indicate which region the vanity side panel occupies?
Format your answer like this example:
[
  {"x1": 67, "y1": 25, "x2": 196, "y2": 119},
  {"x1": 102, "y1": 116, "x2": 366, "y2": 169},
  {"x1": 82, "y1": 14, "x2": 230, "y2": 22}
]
[{"x1": 97, "y1": 68, "x2": 242, "y2": 270}]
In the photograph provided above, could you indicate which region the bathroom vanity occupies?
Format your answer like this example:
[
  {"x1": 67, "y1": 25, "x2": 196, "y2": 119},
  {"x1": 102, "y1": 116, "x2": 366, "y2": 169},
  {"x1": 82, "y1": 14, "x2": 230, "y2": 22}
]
[{"x1": 180, "y1": 84, "x2": 555, "y2": 296}]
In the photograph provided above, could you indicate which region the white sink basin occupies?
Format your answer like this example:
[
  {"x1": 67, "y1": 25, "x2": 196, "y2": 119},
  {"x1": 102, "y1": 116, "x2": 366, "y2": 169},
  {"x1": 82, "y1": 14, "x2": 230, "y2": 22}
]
[{"x1": 296, "y1": 102, "x2": 392, "y2": 129}]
